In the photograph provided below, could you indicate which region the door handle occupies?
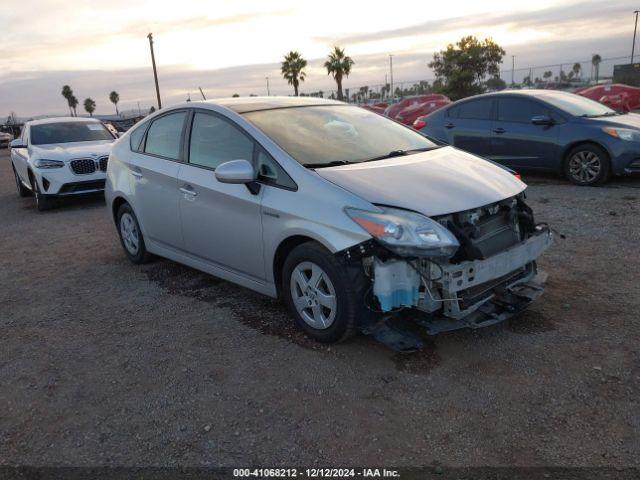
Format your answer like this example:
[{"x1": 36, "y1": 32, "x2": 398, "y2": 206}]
[
  {"x1": 179, "y1": 185, "x2": 197, "y2": 196},
  {"x1": 493, "y1": 128, "x2": 506, "y2": 134},
  {"x1": 444, "y1": 123, "x2": 455, "y2": 129},
  {"x1": 130, "y1": 169, "x2": 143, "y2": 178}
]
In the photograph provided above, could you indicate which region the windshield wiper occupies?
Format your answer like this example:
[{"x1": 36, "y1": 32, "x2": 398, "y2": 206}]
[
  {"x1": 304, "y1": 160, "x2": 353, "y2": 169},
  {"x1": 581, "y1": 111, "x2": 619, "y2": 118},
  {"x1": 360, "y1": 147, "x2": 434, "y2": 163}
]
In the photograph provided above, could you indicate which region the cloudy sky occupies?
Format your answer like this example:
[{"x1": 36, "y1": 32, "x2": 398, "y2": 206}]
[{"x1": 0, "y1": 0, "x2": 635, "y2": 117}]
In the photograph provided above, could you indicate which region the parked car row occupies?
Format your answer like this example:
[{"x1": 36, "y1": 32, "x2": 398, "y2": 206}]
[
  {"x1": 9, "y1": 97, "x2": 551, "y2": 351},
  {"x1": 413, "y1": 89, "x2": 640, "y2": 186}
]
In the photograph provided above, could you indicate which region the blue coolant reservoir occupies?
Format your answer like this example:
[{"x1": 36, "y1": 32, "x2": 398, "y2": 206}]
[{"x1": 373, "y1": 259, "x2": 421, "y2": 312}]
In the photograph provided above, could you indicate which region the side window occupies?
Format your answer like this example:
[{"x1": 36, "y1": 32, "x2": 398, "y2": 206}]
[
  {"x1": 257, "y1": 148, "x2": 297, "y2": 190},
  {"x1": 497, "y1": 98, "x2": 548, "y2": 123},
  {"x1": 129, "y1": 123, "x2": 146, "y2": 152},
  {"x1": 447, "y1": 105, "x2": 459, "y2": 118},
  {"x1": 189, "y1": 112, "x2": 254, "y2": 170},
  {"x1": 144, "y1": 111, "x2": 186, "y2": 160},
  {"x1": 457, "y1": 99, "x2": 493, "y2": 120}
]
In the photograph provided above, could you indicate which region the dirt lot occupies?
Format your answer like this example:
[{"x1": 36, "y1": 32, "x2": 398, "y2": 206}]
[{"x1": 0, "y1": 148, "x2": 639, "y2": 468}]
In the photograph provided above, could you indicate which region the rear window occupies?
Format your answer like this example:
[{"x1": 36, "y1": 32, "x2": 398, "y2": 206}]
[{"x1": 30, "y1": 122, "x2": 114, "y2": 145}]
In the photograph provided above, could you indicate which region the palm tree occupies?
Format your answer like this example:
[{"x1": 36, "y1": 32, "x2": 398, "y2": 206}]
[
  {"x1": 109, "y1": 91, "x2": 120, "y2": 116},
  {"x1": 69, "y1": 95, "x2": 79, "y2": 117},
  {"x1": 543, "y1": 70, "x2": 553, "y2": 83},
  {"x1": 61, "y1": 85, "x2": 74, "y2": 116},
  {"x1": 83, "y1": 98, "x2": 96, "y2": 116},
  {"x1": 281, "y1": 51, "x2": 307, "y2": 96},
  {"x1": 572, "y1": 62, "x2": 581, "y2": 79},
  {"x1": 592, "y1": 54, "x2": 602, "y2": 82},
  {"x1": 324, "y1": 46, "x2": 354, "y2": 101}
]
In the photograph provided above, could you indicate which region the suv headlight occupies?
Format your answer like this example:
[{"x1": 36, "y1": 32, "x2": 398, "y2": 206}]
[
  {"x1": 603, "y1": 127, "x2": 640, "y2": 141},
  {"x1": 345, "y1": 206, "x2": 460, "y2": 258},
  {"x1": 34, "y1": 159, "x2": 65, "y2": 169}
]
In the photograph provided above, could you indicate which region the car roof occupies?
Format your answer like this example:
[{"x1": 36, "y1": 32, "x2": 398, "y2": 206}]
[
  {"x1": 27, "y1": 117, "x2": 103, "y2": 126},
  {"x1": 185, "y1": 96, "x2": 344, "y2": 113},
  {"x1": 457, "y1": 89, "x2": 579, "y2": 101}
]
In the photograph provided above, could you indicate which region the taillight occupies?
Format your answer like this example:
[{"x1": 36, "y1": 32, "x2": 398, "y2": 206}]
[
  {"x1": 413, "y1": 119, "x2": 427, "y2": 130},
  {"x1": 514, "y1": 172, "x2": 522, "y2": 181}
]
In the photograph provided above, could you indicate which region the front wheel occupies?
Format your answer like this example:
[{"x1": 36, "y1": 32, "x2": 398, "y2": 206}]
[
  {"x1": 31, "y1": 175, "x2": 53, "y2": 211},
  {"x1": 13, "y1": 165, "x2": 31, "y2": 197},
  {"x1": 564, "y1": 144, "x2": 611, "y2": 186},
  {"x1": 282, "y1": 242, "x2": 368, "y2": 343}
]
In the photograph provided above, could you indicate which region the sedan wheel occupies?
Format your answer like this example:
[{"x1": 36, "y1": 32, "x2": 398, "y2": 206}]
[
  {"x1": 119, "y1": 212, "x2": 140, "y2": 256},
  {"x1": 568, "y1": 151, "x2": 601, "y2": 184},
  {"x1": 290, "y1": 261, "x2": 337, "y2": 330},
  {"x1": 564, "y1": 144, "x2": 610, "y2": 186}
]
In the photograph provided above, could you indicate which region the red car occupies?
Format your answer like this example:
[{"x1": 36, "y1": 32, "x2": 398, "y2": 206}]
[
  {"x1": 384, "y1": 95, "x2": 451, "y2": 125},
  {"x1": 360, "y1": 102, "x2": 388, "y2": 115},
  {"x1": 576, "y1": 84, "x2": 640, "y2": 112}
]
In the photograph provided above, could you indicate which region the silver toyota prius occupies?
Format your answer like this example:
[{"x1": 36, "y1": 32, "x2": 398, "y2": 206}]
[{"x1": 105, "y1": 97, "x2": 552, "y2": 350}]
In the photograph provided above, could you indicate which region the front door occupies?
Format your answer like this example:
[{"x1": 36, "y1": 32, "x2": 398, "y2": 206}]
[
  {"x1": 178, "y1": 110, "x2": 265, "y2": 280},
  {"x1": 491, "y1": 97, "x2": 559, "y2": 170}
]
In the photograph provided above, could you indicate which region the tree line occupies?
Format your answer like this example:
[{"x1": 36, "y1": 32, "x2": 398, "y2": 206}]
[{"x1": 60, "y1": 86, "x2": 121, "y2": 117}]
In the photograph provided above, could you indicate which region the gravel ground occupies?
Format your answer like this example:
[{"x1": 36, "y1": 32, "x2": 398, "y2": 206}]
[{"x1": 0, "y1": 148, "x2": 639, "y2": 468}]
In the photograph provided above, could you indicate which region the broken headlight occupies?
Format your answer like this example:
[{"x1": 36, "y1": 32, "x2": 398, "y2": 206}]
[{"x1": 345, "y1": 206, "x2": 460, "y2": 258}]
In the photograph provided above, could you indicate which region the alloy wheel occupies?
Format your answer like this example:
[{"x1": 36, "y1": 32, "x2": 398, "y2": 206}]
[
  {"x1": 568, "y1": 151, "x2": 601, "y2": 184},
  {"x1": 120, "y1": 213, "x2": 140, "y2": 255},
  {"x1": 290, "y1": 261, "x2": 337, "y2": 329}
]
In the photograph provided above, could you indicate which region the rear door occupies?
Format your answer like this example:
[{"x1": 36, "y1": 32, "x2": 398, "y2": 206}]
[
  {"x1": 445, "y1": 98, "x2": 494, "y2": 157},
  {"x1": 177, "y1": 110, "x2": 265, "y2": 280},
  {"x1": 129, "y1": 110, "x2": 187, "y2": 248},
  {"x1": 491, "y1": 97, "x2": 559, "y2": 169}
]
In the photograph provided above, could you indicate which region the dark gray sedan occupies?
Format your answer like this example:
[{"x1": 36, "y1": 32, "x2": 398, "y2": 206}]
[{"x1": 416, "y1": 89, "x2": 640, "y2": 186}]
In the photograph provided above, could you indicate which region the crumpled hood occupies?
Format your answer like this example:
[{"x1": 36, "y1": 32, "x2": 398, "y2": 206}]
[
  {"x1": 315, "y1": 146, "x2": 526, "y2": 217},
  {"x1": 30, "y1": 140, "x2": 113, "y2": 161}
]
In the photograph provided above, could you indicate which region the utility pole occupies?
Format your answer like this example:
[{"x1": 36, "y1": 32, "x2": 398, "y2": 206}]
[
  {"x1": 265, "y1": 77, "x2": 270, "y2": 96},
  {"x1": 389, "y1": 55, "x2": 394, "y2": 104},
  {"x1": 633, "y1": 10, "x2": 640, "y2": 63},
  {"x1": 511, "y1": 55, "x2": 515, "y2": 86},
  {"x1": 198, "y1": 87, "x2": 207, "y2": 100},
  {"x1": 137, "y1": 101, "x2": 141, "y2": 116},
  {"x1": 147, "y1": 33, "x2": 162, "y2": 109}
]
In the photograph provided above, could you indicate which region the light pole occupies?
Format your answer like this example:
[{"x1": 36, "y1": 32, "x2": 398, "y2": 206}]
[
  {"x1": 389, "y1": 55, "x2": 394, "y2": 104},
  {"x1": 633, "y1": 10, "x2": 640, "y2": 63},
  {"x1": 511, "y1": 55, "x2": 515, "y2": 86},
  {"x1": 147, "y1": 33, "x2": 162, "y2": 109},
  {"x1": 266, "y1": 77, "x2": 270, "y2": 96}
]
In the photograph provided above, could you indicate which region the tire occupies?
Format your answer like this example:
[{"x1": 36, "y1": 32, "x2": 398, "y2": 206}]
[
  {"x1": 117, "y1": 203, "x2": 151, "y2": 264},
  {"x1": 12, "y1": 164, "x2": 31, "y2": 197},
  {"x1": 31, "y1": 175, "x2": 54, "y2": 211},
  {"x1": 564, "y1": 144, "x2": 611, "y2": 186},
  {"x1": 282, "y1": 241, "x2": 368, "y2": 343}
]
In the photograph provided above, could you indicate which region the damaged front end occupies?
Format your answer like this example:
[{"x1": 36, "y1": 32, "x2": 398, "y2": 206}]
[{"x1": 340, "y1": 194, "x2": 553, "y2": 351}]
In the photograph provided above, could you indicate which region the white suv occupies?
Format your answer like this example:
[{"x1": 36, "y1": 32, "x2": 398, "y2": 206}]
[{"x1": 10, "y1": 117, "x2": 116, "y2": 210}]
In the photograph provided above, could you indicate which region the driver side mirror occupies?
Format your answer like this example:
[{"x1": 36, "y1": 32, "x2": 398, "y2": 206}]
[
  {"x1": 10, "y1": 139, "x2": 26, "y2": 149},
  {"x1": 215, "y1": 159, "x2": 256, "y2": 184},
  {"x1": 531, "y1": 115, "x2": 554, "y2": 126}
]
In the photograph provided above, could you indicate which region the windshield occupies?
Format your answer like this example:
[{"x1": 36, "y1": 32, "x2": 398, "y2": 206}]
[
  {"x1": 243, "y1": 105, "x2": 437, "y2": 167},
  {"x1": 540, "y1": 92, "x2": 617, "y2": 117},
  {"x1": 31, "y1": 122, "x2": 114, "y2": 145}
]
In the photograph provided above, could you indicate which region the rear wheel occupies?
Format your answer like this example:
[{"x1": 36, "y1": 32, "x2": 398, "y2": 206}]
[
  {"x1": 31, "y1": 175, "x2": 53, "y2": 211},
  {"x1": 564, "y1": 144, "x2": 610, "y2": 186},
  {"x1": 282, "y1": 242, "x2": 367, "y2": 343},
  {"x1": 117, "y1": 203, "x2": 151, "y2": 264},
  {"x1": 12, "y1": 165, "x2": 31, "y2": 197}
]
